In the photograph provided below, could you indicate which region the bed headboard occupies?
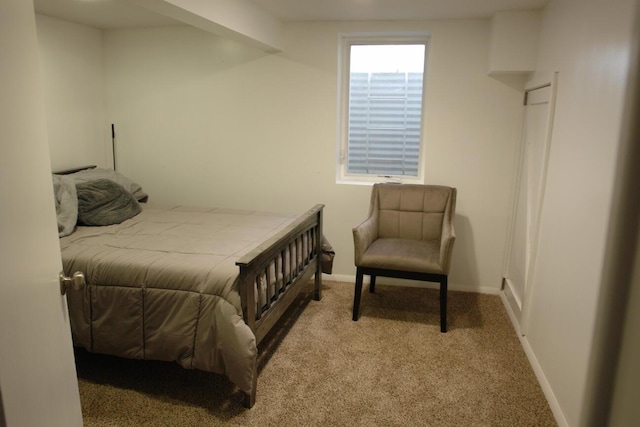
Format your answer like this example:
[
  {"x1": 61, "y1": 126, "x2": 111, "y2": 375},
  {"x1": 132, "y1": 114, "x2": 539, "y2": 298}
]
[{"x1": 53, "y1": 165, "x2": 97, "y2": 175}]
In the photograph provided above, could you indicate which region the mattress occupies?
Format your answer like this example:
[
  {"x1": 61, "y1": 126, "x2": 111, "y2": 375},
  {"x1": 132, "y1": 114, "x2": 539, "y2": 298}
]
[{"x1": 61, "y1": 203, "x2": 298, "y2": 394}]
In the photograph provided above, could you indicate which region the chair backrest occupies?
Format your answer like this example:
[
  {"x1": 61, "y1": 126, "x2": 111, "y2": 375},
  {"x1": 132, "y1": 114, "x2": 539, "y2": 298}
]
[{"x1": 371, "y1": 184, "x2": 456, "y2": 241}]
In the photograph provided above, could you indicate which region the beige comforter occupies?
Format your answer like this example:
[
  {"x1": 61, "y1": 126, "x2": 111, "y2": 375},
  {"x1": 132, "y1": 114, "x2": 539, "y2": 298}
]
[{"x1": 61, "y1": 203, "x2": 299, "y2": 395}]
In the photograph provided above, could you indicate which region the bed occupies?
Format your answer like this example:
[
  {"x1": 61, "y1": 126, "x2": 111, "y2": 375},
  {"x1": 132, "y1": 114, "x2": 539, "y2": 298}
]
[{"x1": 53, "y1": 166, "x2": 333, "y2": 408}]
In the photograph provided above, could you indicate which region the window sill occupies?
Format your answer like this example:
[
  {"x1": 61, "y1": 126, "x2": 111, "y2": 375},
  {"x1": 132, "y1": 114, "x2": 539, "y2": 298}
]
[{"x1": 336, "y1": 176, "x2": 424, "y2": 186}]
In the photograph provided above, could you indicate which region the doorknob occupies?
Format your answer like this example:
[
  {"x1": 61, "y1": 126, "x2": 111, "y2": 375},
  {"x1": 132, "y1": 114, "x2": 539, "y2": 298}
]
[{"x1": 59, "y1": 271, "x2": 86, "y2": 295}]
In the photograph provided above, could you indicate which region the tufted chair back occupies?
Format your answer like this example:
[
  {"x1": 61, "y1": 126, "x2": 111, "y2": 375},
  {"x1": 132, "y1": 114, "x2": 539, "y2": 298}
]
[{"x1": 371, "y1": 184, "x2": 456, "y2": 242}]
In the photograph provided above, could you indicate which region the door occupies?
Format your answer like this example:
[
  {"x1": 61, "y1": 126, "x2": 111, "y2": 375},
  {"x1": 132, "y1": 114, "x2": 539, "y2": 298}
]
[
  {"x1": 503, "y1": 75, "x2": 557, "y2": 332},
  {"x1": 0, "y1": 1, "x2": 83, "y2": 426}
]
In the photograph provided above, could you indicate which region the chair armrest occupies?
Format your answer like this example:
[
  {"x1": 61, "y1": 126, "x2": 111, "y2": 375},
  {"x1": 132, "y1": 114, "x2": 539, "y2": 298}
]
[
  {"x1": 353, "y1": 216, "x2": 378, "y2": 266},
  {"x1": 439, "y1": 220, "x2": 456, "y2": 274}
]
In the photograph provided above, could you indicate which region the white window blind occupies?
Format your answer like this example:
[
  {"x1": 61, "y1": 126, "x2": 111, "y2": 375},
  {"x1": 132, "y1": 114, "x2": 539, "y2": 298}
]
[{"x1": 347, "y1": 71, "x2": 423, "y2": 176}]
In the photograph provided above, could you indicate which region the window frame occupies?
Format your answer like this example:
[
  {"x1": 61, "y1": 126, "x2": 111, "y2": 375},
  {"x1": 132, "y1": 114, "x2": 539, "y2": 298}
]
[{"x1": 336, "y1": 33, "x2": 430, "y2": 185}]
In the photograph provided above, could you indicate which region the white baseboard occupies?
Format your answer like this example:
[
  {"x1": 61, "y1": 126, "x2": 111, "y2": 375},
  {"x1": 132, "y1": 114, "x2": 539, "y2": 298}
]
[
  {"x1": 502, "y1": 278, "x2": 523, "y2": 329},
  {"x1": 322, "y1": 273, "x2": 362, "y2": 284},
  {"x1": 499, "y1": 291, "x2": 569, "y2": 427},
  {"x1": 323, "y1": 273, "x2": 500, "y2": 295}
]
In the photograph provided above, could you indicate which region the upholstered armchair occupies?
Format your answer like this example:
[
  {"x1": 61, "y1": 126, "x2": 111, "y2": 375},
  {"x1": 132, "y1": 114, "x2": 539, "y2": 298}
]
[{"x1": 352, "y1": 184, "x2": 457, "y2": 332}]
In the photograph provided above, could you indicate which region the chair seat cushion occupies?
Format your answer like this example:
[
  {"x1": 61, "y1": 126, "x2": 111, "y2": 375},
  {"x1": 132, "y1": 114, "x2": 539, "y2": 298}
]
[{"x1": 359, "y1": 238, "x2": 444, "y2": 274}]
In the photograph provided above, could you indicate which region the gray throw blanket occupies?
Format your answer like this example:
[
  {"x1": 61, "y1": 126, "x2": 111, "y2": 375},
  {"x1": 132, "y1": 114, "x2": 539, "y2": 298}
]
[
  {"x1": 53, "y1": 174, "x2": 143, "y2": 236},
  {"x1": 76, "y1": 179, "x2": 141, "y2": 226},
  {"x1": 53, "y1": 174, "x2": 78, "y2": 237}
]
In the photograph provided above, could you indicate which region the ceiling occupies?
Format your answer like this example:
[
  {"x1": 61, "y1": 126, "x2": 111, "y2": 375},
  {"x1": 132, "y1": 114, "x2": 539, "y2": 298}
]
[
  {"x1": 33, "y1": 0, "x2": 548, "y2": 30},
  {"x1": 252, "y1": 0, "x2": 548, "y2": 22}
]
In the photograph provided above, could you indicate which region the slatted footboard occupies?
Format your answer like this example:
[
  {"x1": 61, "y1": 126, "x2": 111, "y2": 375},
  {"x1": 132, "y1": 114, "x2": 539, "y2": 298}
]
[{"x1": 235, "y1": 204, "x2": 324, "y2": 408}]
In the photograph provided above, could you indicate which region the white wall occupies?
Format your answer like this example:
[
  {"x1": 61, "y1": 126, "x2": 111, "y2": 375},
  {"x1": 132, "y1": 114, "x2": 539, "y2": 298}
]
[
  {"x1": 489, "y1": 10, "x2": 540, "y2": 73},
  {"x1": 522, "y1": 0, "x2": 637, "y2": 425},
  {"x1": 102, "y1": 19, "x2": 524, "y2": 291},
  {"x1": 35, "y1": 14, "x2": 109, "y2": 171}
]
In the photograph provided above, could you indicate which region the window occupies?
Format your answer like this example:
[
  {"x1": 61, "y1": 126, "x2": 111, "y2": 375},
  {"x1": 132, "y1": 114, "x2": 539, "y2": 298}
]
[{"x1": 337, "y1": 35, "x2": 429, "y2": 184}]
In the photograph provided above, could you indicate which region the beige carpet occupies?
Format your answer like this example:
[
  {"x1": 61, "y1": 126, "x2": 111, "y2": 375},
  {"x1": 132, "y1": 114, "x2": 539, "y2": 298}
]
[{"x1": 76, "y1": 280, "x2": 557, "y2": 426}]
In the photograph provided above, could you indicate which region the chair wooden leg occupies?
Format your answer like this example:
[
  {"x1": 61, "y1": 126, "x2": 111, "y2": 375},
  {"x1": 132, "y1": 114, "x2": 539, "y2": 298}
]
[
  {"x1": 440, "y1": 276, "x2": 448, "y2": 333},
  {"x1": 353, "y1": 268, "x2": 364, "y2": 321},
  {"x1": 369, "y1": 275, "x2": 377, "y2": 293}
]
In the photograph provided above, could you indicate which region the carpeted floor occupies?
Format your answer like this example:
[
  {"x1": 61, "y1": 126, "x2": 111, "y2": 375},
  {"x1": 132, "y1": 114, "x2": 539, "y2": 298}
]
[{"x1": 76, "y1": 280, "x2": 557, "y2": 426}]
